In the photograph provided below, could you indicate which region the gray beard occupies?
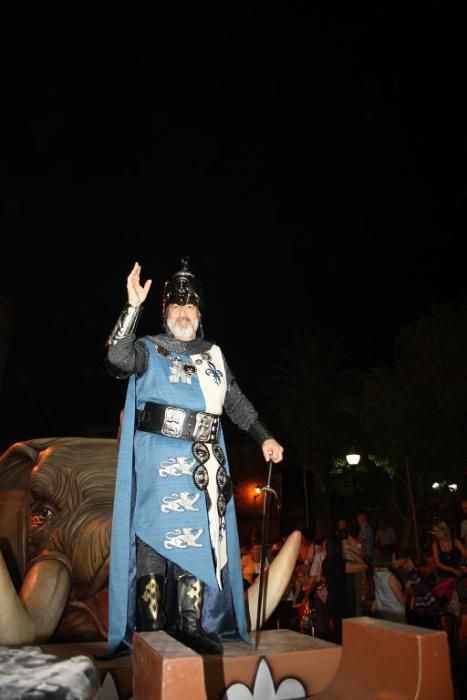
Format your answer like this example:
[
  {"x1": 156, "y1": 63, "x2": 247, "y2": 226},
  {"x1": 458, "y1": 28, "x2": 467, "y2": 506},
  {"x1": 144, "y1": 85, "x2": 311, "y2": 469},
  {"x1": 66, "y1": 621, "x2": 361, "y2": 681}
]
[{"x1": 167, "y1": 317, "x2": 199, "y2": 340}]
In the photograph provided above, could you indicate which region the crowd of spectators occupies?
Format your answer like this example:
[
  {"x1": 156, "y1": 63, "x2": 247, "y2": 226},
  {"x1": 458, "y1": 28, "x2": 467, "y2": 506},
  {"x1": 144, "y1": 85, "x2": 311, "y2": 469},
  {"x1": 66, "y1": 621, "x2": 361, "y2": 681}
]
[{"x1": 240, "y1": 505, "x2": 467, "y2": 647}]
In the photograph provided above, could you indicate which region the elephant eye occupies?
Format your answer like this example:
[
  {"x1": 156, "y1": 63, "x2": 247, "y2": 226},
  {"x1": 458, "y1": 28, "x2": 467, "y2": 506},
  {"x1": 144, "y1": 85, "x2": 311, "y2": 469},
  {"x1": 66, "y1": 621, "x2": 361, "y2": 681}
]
[{"x1": 33, "y1": 504, "x2": 55, "y2": 520}]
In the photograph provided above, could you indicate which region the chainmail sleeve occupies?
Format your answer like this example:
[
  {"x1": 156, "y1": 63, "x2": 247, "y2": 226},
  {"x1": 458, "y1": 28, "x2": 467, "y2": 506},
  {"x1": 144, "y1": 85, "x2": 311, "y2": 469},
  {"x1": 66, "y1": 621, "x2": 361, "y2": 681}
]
[
  {"x1": 222, "y1": 354, "x2": 274, "y2": 446},
  {"x1": 106, "y1": 336, "x2": 149, "y2": 378}
]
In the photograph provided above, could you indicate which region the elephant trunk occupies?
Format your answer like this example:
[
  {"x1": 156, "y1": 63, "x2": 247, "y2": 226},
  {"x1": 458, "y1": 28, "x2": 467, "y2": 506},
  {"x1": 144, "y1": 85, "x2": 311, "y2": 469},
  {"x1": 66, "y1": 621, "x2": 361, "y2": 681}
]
[{"x1": 0, "y1": 551, "x2": 71, "y2": 644}]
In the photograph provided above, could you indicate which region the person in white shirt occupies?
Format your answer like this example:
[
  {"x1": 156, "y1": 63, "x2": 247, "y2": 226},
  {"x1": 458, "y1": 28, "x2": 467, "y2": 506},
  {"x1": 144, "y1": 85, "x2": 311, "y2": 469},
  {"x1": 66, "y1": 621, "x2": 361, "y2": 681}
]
[{"x1": 372, "y1": 554, "x2": 406, "y2": 624}]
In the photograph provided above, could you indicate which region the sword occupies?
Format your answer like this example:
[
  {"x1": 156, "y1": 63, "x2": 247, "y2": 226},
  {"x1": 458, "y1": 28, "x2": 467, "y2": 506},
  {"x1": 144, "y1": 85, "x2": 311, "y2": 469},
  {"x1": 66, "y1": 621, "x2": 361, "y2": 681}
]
[{"x1": 255, "y1": 458, "x2": 278, "y2": 649}]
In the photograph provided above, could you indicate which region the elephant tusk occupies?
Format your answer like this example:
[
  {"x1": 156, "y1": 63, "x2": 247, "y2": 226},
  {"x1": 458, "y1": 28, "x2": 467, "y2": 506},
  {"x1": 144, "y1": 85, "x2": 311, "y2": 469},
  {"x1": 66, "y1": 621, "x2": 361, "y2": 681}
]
[
  {"x1": 0, "y1": 551, "x2": 71, "y2": 644},
  {"x1": 247, "y1": 529, "x2": 301, "y2": 631},
  {"x1": 0, "y1": 551, "x2": 34, "y2": 644}
]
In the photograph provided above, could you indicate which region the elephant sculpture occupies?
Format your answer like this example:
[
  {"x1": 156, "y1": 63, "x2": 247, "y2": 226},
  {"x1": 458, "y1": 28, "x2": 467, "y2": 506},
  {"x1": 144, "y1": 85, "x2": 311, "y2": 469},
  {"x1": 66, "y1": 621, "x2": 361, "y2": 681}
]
[
  {"x1": 0, "y1": 436, "x2": 300, "y2": 646},
  {"x1": 0, "y1": 437, "x2": 118, "y2": 645}
]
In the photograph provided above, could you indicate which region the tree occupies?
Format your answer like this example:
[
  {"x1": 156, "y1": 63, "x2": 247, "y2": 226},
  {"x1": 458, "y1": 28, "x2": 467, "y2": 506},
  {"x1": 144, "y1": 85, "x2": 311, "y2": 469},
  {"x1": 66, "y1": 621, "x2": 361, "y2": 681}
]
[
  {"x1": 263, "y1": 329, "x2": 359, "y2": 534},
  {"x1": 360, "y1": 298, "x2": 467, "y2": 555}
]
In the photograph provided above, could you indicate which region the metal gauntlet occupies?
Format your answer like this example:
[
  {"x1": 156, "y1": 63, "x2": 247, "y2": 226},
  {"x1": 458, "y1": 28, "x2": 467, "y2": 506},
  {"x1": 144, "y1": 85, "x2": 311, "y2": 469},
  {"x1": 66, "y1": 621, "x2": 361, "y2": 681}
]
[{"x1": 106, "y1": 303, "x2": 143, "y2": 346}]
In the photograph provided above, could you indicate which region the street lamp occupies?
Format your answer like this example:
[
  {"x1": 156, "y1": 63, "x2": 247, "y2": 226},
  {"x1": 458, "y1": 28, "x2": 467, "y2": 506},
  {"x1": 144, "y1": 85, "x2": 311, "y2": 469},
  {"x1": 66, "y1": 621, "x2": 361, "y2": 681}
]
[
  {"x1": 345, "y1": 448, "x2": 361, "y2": 467},
  {"x1": 431, "y1": 480, "x2": 458, "y2": 493},
  {"x1": 346, "y1": 447, "x2": 361, "y2": 516}
]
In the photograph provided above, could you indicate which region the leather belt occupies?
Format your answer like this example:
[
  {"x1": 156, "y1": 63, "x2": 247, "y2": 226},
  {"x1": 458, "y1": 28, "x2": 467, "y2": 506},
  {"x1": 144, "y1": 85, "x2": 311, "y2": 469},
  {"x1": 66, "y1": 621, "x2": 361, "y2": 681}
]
[{"x1": 136, "y1": 401, "x2": 221, "y2": 443}]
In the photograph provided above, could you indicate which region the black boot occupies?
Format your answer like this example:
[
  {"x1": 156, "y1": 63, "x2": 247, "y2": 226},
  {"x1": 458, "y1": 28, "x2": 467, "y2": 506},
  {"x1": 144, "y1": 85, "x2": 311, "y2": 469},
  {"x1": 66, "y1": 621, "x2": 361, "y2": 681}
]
[
  {"x1": 136, "y1": 574, "x2": 167, "y2": 631},
  {"x1": 176, "y1": 571, "x2": 223, "y2": 655}
]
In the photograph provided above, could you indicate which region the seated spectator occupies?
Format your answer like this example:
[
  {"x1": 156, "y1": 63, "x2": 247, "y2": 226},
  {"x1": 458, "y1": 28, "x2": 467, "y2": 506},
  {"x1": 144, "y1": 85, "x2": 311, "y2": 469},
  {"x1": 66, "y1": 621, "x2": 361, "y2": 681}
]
[
  {"x1": 431, "y1": 519, "x2": 466, "y2": 584},
  {"x1": 290, "y1": 564, "x2": 313, "y2": 632},
  {"x1": 241, "y1": 542, "x2": 268, "y2": 587},
  {"x1": 269, "y1": 539, "x2": 283, "y2": 561},
  {"x1": 372, "y1": 552, "x2": 406, "y2": 624},
  {"x1": 292, "y1": 565, "x2": 311, "y2": 605},
  {"x1": 298, "y1": 528, "x2": 315, "y2": 573},
  {"x1": 393, "y1": 550, "x2": 441, "y2": 629}
]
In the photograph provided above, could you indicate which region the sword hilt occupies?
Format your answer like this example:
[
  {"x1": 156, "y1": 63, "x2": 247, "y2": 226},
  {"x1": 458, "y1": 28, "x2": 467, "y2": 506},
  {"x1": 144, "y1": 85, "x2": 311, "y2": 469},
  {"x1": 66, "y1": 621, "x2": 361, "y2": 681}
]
[{"x1": 259, "y1": 485, "x2": 277, "y2": 499}]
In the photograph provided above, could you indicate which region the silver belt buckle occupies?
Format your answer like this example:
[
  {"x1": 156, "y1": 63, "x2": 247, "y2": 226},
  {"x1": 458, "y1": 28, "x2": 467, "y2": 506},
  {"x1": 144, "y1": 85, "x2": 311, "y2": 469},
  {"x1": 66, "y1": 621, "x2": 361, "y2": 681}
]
[
  {"x1": 162, "y1": 407, "x2": 186, "y2": 438},
  {"x1": 193, "y1": 412, "x2": 216, "y2": 442}
]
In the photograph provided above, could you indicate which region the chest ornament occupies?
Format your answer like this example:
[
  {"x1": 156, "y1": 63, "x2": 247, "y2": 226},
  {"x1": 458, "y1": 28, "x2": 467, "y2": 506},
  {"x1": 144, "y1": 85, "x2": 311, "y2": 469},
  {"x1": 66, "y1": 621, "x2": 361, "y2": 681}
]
[
  {"x1": 168, "y1": 357, "x2": 197, "y2": 384},
  {"x1": 155, "y1": 344, "x2": 170, "y2": 357},
  {"x1": 195, "y1": 351, "x2": 211, "y2": 366},
  {"x1": 155, "y1": 345, "x2": 197, "y2": 382}
]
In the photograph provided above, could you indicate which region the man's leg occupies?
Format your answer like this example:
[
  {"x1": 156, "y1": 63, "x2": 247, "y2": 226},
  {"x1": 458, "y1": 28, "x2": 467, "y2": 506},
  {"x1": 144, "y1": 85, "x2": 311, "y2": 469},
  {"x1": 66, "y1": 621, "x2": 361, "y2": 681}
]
[
  {"x1": 136, "y1": 537, "x2": 167, "y2": 631},
  {"x1": 174, "y1": 565, "x2": 223, "y2": 655}
]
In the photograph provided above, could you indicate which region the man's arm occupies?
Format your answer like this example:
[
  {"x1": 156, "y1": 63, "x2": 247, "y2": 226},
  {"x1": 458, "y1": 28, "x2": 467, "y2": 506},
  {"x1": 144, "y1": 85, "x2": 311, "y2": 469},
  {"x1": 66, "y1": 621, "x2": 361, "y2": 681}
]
[
  {"x1": 105, "y1": 262, "x2": 151, "y2": 378},
  {"x1": 106, "y1": 335, "x2": 149, "y2": 378}
]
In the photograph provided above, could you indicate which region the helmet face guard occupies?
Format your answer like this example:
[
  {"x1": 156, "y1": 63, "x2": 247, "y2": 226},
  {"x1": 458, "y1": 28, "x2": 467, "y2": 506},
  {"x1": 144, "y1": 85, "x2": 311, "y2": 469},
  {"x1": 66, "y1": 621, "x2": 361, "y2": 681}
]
[{"x1": 162, "y1": 257, "x2": 203, "y2": 318}]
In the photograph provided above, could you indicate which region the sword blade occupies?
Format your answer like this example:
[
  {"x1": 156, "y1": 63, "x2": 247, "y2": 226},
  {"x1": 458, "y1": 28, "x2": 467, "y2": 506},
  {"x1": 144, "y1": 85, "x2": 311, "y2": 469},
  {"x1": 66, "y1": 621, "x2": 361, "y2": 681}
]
[{"x1": 254, "y1": 459, "x2": 274, "y2": 648}]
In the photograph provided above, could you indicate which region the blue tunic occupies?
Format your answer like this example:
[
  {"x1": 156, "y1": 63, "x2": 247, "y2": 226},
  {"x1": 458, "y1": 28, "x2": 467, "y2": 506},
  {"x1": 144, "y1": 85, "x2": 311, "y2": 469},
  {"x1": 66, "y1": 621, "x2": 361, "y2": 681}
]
[{"x1": 108, "y1": 336, "x2": 249, "y2": 650}]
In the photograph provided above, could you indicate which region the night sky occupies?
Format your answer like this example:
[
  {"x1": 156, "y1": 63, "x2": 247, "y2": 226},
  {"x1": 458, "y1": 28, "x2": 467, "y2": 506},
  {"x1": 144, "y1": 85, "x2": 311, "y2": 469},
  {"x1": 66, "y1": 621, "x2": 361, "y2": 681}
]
[{"x1": 1, "y1": 8, "x2": 466, "y2": 445}]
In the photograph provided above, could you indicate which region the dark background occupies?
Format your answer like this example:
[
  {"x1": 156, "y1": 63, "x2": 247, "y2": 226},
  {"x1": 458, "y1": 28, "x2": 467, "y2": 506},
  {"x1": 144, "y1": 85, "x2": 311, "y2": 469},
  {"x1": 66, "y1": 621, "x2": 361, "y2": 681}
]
[{"x1": 1, "y1": 7, "x2": 466, "y2": 444}]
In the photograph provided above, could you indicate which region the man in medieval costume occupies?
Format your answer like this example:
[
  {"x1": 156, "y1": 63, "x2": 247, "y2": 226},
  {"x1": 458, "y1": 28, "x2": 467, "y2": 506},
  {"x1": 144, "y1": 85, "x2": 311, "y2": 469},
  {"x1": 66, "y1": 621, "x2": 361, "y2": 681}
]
[{"x1": 106, "y1": 258, "x2": 284, "y2": 655}]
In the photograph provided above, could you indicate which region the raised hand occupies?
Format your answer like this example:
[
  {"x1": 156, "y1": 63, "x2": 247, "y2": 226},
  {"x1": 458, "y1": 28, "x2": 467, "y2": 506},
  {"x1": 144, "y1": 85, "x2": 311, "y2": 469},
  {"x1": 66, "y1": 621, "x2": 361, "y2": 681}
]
[{"x1": 127, "y1": 262, "x2": 152, "y2": 307}]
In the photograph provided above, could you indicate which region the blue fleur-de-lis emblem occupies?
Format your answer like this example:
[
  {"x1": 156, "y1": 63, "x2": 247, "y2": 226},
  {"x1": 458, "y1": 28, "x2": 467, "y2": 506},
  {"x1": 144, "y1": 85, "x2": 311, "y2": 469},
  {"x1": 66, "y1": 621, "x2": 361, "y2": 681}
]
[{"x1": 205, "y1": 360, "x2": 223, "y2": 385}]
